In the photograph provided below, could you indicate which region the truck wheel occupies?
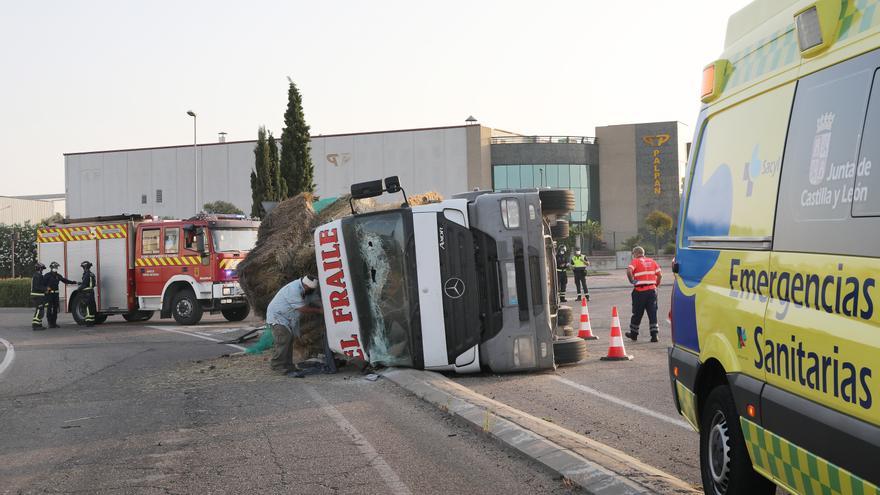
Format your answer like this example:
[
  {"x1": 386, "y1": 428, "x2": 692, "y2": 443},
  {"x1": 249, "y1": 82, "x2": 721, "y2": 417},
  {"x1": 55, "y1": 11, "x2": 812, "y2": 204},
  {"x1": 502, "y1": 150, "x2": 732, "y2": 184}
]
[
  {"x1": 700, "y1": 386, "x2": 775, "y2": 495},
  {"x1": 551, "y1": 220, "x2": 570, "y2": 239},
  {"x1": 122, "y1": 311, "x2": 154, "y2": 322},
  {"x1": 557, "y1": 306, "x2": 574, "y2": 327},
  {"x1": 553, "y1": 337, "x2": 587, "y2": 365},
  {"x1": 93, "y1": 314, "x2": 108, "y2": 324},
  {"x1": 171, "y1": 290, "x2": 203, "y2": 325},
  {"x1": 221, "y1": 305, "x2": 250, "y2": 322},
  {"x1": 539, "y1": 189, "x2": 575, "y2": 216},
  {"x1": 71, "y1": 293, "x2": 88, "y2": 326}
]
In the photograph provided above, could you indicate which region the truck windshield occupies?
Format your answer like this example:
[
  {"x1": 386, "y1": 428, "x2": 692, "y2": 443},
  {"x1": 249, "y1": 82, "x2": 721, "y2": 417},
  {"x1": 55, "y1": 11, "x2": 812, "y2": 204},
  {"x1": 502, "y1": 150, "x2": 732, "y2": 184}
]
[
  {"x1": 212, "y1": 229, "x2": 258, "y2": 252},
  {"x1": 342, "y1": 211, "x2": 419, "y2": 368}
]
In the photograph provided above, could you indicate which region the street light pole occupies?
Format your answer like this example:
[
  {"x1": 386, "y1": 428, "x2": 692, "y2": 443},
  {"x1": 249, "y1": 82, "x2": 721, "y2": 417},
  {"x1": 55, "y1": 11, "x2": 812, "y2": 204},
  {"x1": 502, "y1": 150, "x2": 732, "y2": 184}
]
[{"x1": 187, "y1": 110, "x2": 198, "y2": 215}]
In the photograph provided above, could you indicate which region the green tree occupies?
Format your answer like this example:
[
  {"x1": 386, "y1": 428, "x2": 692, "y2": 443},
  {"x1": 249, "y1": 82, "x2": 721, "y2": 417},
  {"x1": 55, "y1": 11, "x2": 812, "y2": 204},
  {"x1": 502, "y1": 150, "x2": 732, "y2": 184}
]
[
  {"x1": 622, "y1": 234, "x2": 643, "y2": 252},
  {"x1": 645, "y1": 210, "x2": 674, "y2": 255},
  {"x1": 571, "y1": 219, "x2": 603, "y2": 255},
  {"x1": 203, "y1": 201, "x2": 244, "y2": 215},
  {"x1": 280, "y1": 77, "x2": 314, "y2": 194},
  {"x1": 250, "y1": 127, "x2": 285, "y2": 218}
]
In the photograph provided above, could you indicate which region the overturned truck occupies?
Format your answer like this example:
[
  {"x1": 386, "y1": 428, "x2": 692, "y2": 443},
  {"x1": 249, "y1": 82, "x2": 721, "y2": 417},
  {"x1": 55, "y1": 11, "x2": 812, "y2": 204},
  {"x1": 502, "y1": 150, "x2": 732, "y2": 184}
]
[{"x1": 315, "y1": 177, "x2": 585, "y2": 374}]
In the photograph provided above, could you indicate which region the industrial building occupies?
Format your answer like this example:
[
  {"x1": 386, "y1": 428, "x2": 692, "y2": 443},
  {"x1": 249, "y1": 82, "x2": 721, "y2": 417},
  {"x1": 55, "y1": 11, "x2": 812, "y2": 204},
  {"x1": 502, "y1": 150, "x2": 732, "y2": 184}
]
[
  {"x1": 64, "y1": 120, "x2": 688, "y2": 248},
  {"x1": 0, "y1": 196, "x2": 60, "y2": 225}
]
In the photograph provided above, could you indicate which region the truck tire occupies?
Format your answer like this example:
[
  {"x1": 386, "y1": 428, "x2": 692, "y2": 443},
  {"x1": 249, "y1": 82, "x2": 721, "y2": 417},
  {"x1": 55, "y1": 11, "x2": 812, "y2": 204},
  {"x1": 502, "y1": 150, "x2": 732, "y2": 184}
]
[
  {"x1": 551, "y1": 220, "x2": 570, "y2": 239},
  {"x1": 221, "y1": 305, "x2": 250, "y2": 322},
  {"x1": 700, "y1": 386, "x2": 776, "y2": 495},
  {"x1": 553, "y1": 337, "x2": 587, "y2": 365},
  {"x1": 93, "y1": 314, "x2": 108, "y2": 324},
  {"x1": 562, "y1": 326, "x2": 576, "y2": 337},
  {"x1": 71, "y1": 293, "x2": 88, "y2": 326},
  {"x1": 539, "y1": 189, "x2": 576, "y2": 216},
  {"x1": 171, "y1": 290, "x2": 203, "y2": 325},
  {"x1": 557, "y1": 306, "x2": 574, "y2": 327},
  {"x1": 123, "y1": 311, "x2": 154, "y2": 322}
]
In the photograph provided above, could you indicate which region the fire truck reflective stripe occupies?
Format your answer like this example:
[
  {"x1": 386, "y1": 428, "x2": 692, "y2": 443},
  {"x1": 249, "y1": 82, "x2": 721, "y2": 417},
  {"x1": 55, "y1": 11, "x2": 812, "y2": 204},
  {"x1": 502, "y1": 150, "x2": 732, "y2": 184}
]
[{"x1": 741, "y1": 418, "x2": 880, "y2": 495}]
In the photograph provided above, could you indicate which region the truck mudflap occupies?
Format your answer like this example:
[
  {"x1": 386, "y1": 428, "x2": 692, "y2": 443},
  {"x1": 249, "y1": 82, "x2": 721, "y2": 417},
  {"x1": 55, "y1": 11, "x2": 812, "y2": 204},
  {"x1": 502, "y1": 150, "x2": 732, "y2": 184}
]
[{"x1": 315, "y1": 221, "x2": 366, "y2": 361}]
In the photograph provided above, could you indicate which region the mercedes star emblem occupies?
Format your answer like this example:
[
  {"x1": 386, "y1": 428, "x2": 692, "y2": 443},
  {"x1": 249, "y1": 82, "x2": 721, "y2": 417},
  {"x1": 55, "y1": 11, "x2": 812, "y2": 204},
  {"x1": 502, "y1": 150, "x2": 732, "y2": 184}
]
[{"x1": 444, "y1": 277, "x2": 465, "y2": 299}]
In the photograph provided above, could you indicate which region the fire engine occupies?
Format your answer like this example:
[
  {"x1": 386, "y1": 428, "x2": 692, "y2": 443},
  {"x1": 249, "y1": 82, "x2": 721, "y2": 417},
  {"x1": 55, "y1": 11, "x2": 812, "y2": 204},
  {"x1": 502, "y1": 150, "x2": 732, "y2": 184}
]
[{"x1": 36, "y1": 214, "x2": 259, "y2": 326}]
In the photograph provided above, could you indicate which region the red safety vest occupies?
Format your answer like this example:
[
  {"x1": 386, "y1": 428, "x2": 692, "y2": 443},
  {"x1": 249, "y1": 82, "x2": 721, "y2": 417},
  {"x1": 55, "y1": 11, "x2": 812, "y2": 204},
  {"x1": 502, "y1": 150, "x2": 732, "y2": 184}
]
[{"x1": 629, "y1": 257, "x2": 661, "y2": 292}]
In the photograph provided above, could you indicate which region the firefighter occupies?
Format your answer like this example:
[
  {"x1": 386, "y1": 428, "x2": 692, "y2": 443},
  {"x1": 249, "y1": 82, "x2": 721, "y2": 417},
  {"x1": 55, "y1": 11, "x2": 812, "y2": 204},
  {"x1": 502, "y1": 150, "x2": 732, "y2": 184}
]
[
  {"x1": 30, "y1": 262, "x2": 48, "y2": 330},
  {"x1": 44, "y1": 261, "x2": 77, "y2": 328},
  {"x1": 571, "y1": 248, "x2": 590, "y2": 301},
  {"x1": 555, "y1": 245, "x2": 570, "y2": 302},
  {"x1": 78, "y1": 261, "x2": 97, "y2": 327},
  {"x1": 625, "y1": 246, "x2": 662, "y2": 343},
  {"x1": 266, "y1": 275, "x2": 323, "y2": 375}
]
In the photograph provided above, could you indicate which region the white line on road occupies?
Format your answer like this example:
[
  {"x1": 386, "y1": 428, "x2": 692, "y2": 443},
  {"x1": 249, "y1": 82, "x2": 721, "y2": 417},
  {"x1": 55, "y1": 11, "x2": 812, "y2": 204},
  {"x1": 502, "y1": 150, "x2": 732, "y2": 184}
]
[
  {"x1": 305, "y1": 385, "x2": 412, "y2": 495},
  {"x1": 146, "y1": 326, "x2": 246, "y2": 352},
  {"x1": 0, "y1": 338, "x2": 15, "y2": 378},
  {"x1": 550, "y1": 375, "x2": 692, "y2": 430}
]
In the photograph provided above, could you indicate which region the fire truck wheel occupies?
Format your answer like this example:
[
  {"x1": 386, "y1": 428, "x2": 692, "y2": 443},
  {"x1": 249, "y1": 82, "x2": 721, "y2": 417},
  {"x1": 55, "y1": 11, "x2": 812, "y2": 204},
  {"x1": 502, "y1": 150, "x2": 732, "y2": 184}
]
[
  {"x1": 122, "y1": 311, "x2": 154, "y2": 322},
  {"x1": 551, "y1": 220, "x2": 570, "y2": 239},
  {"x1": 553, "y1": 337, "x2": 587, "y2": 365},
  {"x1": 93, "y1": 314, "x2": 108, "y2": 324},
  {"x1": 71, "y1": 293, "x2": 88, "y2": 326},
  {"x1": 539, "y1": 189, "x2": 576, "y2": 216},
  {"x1": 172, "y1": 290, "x2": 203, "y2": 325},
  {"x1": 221, "y1": 305, "x2": 250, "y2": 322},
  {"x1": 557, "y1": 306, "x2": 574, "y2": 327}
]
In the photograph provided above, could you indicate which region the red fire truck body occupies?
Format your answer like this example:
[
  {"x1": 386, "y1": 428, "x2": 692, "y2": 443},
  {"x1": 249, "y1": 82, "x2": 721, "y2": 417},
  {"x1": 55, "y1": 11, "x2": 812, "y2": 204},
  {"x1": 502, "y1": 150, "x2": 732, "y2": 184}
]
[{"x1": 36, "y1": 214, "x2": 259, "y2": 325}]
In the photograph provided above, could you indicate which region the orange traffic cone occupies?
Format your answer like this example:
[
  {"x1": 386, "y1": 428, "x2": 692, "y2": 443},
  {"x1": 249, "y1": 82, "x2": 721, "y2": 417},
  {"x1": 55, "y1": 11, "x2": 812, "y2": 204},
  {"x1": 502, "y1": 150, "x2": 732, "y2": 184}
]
[
  {"x1": 577, "y1": 298, "x2": 598, "y2": 340},
  {"x1": 601, "y1": 306, "x2": 633, "y2": 361}
]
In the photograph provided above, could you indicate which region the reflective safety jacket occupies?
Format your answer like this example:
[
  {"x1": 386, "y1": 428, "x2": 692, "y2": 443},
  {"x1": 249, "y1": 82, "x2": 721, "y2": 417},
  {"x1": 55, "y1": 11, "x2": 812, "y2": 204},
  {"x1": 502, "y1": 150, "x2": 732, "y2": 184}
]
[
  {"x1": 31, "y1": 272, "x2": 47, "y2": 296},
  {"x1": 628, "y1": 256, "x2": 661, "y2": 292},
  {"x1": 555, "y1": 252, "x2": 570, "y2": 272},
  {"x1": 79, "y1": 270, "x2": 96, "y2": 292},
  {"x1": 572, "y1": 254, "x2": 588, "y2": 270}
]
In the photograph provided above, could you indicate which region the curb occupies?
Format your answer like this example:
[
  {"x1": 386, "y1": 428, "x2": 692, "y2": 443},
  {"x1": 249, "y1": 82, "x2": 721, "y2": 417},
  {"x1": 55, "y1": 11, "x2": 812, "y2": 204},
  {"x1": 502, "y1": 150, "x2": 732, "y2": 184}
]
[{"x1": 382, "y1": 368, "x2": 699, "y2": 495}]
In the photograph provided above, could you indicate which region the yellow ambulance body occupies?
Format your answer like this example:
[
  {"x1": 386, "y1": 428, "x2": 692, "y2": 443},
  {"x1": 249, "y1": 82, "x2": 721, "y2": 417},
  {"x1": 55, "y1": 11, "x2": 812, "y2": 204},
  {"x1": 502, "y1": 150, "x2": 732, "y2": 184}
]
[{"x1": 669, "y1": 1, "x2": 880, "y2": 493}]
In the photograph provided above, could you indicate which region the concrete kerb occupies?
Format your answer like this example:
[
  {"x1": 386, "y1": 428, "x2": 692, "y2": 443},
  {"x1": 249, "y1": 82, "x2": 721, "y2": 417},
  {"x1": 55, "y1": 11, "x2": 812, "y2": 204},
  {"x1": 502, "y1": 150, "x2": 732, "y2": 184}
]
[{"x1": 381, "y1": 368, "x2": 699, "y2": 495}]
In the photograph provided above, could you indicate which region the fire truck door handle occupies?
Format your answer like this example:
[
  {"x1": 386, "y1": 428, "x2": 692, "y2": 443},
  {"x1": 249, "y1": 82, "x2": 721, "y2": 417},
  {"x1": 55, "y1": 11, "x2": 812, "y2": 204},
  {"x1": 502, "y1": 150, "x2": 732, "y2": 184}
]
[{"x1": 182, "y1": 267, "x2": 188, "y2": 272}]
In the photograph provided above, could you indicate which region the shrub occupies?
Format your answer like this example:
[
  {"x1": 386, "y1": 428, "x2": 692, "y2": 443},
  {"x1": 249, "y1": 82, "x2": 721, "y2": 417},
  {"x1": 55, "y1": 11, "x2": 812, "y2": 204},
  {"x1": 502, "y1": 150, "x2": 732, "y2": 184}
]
[
  {"x1": 663, "y1": 243, "x2": 676, "y2": 255},
  {"x1": 0, "y1": 278, "x2": 31, "y2": 307}
]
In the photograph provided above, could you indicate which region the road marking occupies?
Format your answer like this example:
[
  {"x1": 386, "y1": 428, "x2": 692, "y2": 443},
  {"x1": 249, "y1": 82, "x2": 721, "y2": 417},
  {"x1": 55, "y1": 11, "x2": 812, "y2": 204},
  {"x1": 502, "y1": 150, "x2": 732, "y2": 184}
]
[
  {"x1": 0, "y1": 338, "x2": 15, "y2": 378},
  {"x1": 550, "y1": 376, "x2": 692, "y2": 430},
  {"x1": 146, "y1": 326, "x2": 246, "y2": 352},
  {"x1": 305, "y1": 385, "x2": 412, "y2": 495}
]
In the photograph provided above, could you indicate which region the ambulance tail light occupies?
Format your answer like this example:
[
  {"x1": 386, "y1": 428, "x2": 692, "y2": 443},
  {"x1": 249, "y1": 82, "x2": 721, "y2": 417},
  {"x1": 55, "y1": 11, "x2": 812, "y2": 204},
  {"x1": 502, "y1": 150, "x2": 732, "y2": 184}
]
[
  {"x1": 746, "y1": 404, "x2": 757, "y2": 418},
  {"x1": 700, "y1": 60, "x2": 731, "y2": 103},
  {"x1": 794, "y1": 0, "x2": 841, "y2": 58}
]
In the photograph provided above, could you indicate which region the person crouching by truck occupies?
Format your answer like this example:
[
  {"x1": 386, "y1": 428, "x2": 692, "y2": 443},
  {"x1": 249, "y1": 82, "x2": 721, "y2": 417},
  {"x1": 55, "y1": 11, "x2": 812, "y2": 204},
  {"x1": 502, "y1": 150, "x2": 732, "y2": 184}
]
[
  {"x1": 625, "y1": 246, "x2": 662, "y2": 343},
  {"x1": 555, "y1": 245, "x2": 570, "y2": 303},
  {"x1": 266, "y1": 275, "x2": 323, "y2": 375},
  {"x1": 571, "y1": 249, "x2": 590, "y2": 301},
  {"x1": 30, "y1": 263, "x2": 48, "y2": 330},
  {"x1": 44, "y1": 261, "x2": 77, "y2": 328}
]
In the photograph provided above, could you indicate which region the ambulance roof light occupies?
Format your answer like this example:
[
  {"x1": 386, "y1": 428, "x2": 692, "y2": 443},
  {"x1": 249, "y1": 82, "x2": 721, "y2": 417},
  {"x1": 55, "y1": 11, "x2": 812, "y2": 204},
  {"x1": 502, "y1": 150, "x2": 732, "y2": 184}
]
[
  {"x1": 701, "y1": 59, "x2": 731, "y2": 103},
  {"x1": 794, "y1": 0, "x2": 842, "y2": 58}
]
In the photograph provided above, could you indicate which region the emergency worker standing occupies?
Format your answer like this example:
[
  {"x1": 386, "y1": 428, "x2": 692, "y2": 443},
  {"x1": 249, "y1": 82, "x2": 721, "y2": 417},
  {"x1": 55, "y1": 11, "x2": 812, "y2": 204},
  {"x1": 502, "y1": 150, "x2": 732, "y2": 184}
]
[
  {"x1": 78, "y1": 261, "x2": 97, "y2": 327},
  {"x1": 555, "y1": 245, "x2": 570, "y2": 302},
  {"x1": 30, "y1": 263, "x2": 48, "y2": 330},
  {"x1": 625, "y1": 246, "x2": 662, "y2": 342},
  {"x1": 44, "y1": 261, "x2": 77, "y2": 328},
  {"x1": 266, "y1": 275, "x2": 323, "y2": 375},
  {"x1": 571, "y1": 249, "x2": 590, "y2": 301}
]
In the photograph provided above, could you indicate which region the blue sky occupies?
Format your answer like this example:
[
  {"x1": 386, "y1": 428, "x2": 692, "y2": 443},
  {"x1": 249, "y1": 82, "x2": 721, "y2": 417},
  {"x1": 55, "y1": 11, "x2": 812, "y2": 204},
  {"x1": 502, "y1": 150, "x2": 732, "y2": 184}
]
[{"x1": 0, "y1": 0, "x2": 750, "y2": 196}]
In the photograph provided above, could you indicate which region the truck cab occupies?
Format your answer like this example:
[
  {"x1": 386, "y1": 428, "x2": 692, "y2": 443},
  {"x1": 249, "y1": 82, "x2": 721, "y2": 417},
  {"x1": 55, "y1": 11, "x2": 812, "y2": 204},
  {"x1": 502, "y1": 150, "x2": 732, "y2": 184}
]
[{"x1": 315, "y1": 177, "x2": 584, "y2": 374}]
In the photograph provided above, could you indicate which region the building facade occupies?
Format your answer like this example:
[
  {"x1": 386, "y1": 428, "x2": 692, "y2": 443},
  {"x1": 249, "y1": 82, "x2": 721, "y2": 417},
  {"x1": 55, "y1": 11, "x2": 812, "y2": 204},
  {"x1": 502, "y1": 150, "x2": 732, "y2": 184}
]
[{"x1": 0, "y1": 196, "x2": 55, "y2": 225}]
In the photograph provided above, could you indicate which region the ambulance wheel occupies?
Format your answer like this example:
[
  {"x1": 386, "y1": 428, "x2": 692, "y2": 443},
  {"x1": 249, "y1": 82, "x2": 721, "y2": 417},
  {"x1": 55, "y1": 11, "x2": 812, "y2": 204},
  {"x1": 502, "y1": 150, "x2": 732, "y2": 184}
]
[
  {"x1": 700, "y1": 386, "x2": 775, "y2": 495},
  {"x1": 93, "y1": 314, "x2": 108, "y2": 324},
  {"x1": 557, "y1": 306, "x2": 574, "y2": 327},
  {"x1": 221, "y1": 305, "x2": 250, "y2": 322},
  {"x1": 551, "y1": 220, "x2": 570, "y2": 239},
  {"x1": 172, "y1": 290, "x2": 203, "y2": 325},
  {"x1": 539, "y1": 189, "x2": 575, "y2": 216},
  {"x1": 553, "y1": 337, "x2": 587, "y2": 365},
  {"x1": 123, "y1": 311, "x2": 154, "y2": 322}
]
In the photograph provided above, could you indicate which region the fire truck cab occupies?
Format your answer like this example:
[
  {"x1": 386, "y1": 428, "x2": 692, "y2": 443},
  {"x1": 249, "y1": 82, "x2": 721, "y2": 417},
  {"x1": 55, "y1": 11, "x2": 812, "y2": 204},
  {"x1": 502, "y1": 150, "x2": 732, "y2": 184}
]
[{"x1": 37, "y1": 214, "x2": 259, "y2": 326}]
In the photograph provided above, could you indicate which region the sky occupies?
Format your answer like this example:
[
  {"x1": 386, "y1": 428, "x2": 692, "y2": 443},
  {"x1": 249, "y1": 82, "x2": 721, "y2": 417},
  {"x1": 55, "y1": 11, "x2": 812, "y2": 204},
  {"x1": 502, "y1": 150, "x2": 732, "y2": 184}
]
[{"x1": 0, "y1": 0, "x2": 752, "y2": 197}]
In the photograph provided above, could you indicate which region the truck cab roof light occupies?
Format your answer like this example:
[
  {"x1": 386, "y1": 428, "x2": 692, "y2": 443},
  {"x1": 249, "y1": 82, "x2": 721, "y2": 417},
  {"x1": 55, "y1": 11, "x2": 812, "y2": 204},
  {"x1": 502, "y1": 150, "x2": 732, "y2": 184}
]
[
  {"x1": 795, "y1": 0, "x2": 842, "y2": 58},
  {"x1": 701, "y1": 59, "x2": 732, "y2": 103}
]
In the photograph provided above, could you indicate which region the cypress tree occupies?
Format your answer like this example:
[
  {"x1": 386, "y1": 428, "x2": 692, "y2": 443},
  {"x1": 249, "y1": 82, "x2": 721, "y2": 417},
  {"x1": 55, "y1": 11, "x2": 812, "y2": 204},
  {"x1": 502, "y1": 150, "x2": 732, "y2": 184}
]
[
  {"x1": 268, "y1": 132, "x2": 287, "y2": 199},
  {"x1": 251, "y1": 127, "x2": 274, "y2": 218},
  {"x1": 280, "y1": 77, "x2": 314, "y2": 194}
]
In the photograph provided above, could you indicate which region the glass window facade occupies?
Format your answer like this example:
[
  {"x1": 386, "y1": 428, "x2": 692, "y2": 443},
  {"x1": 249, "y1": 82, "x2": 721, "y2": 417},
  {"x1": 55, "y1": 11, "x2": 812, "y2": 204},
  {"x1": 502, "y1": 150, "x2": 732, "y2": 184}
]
[{"x1": 493, "y1": 164, "x2": 592, "y2": 222}]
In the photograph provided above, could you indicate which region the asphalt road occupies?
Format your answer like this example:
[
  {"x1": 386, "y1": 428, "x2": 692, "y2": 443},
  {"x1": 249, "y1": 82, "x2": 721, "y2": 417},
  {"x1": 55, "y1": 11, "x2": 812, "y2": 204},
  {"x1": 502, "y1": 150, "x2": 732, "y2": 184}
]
[{"x1": 0, "y1": 309, "x2": 578, "y2": 494}]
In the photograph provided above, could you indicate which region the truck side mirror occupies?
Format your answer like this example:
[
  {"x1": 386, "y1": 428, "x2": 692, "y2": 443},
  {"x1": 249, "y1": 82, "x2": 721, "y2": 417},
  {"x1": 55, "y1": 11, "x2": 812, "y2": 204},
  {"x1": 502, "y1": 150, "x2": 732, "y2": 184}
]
[{"x1": 196, "y1": 230, "x2": 206, "y2": 254}]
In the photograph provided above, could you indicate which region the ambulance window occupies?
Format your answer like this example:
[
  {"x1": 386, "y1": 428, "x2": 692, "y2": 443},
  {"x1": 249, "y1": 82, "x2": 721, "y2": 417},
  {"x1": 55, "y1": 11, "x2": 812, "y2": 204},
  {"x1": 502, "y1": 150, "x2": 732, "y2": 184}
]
[
  {"x1": 852, "y1": 69, "x2": 880, "y2": 217},
  {"x1": 164, "y1": 228, "x2": 179, "y2": 254},
  {"x1": 142, "y1": 229, "x2": 161, "y2": 255},
  {"x1": 774, "y1": 52, "x2": 877, "y2": 254}
]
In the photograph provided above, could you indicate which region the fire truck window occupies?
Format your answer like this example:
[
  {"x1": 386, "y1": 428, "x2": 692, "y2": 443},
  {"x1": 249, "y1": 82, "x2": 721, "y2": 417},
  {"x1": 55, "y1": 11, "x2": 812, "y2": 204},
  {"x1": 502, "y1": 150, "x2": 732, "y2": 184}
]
[
  {"x1": 164, "y1": 228, "x2": 179, "y2": 254},
  {"x1": 184, "y1": 230, "x2": 196, "y2": 251},
  {"x1": 142, "y1": 229, "x2": 161, "y2": 255}
]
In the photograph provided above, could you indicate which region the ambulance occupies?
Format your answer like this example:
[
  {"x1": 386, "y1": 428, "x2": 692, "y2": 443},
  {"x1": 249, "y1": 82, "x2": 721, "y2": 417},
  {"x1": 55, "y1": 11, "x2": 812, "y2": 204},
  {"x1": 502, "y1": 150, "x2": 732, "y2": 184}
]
[
  {"x1": 314, "y1": 177, "x2": 586, "y2": 374},
  {"x1": 37, "y1": 214, "x2": 258, "y2": 326},
  {"x1": 669, "y1": 1, "x2": 880, "y2": 493}
]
